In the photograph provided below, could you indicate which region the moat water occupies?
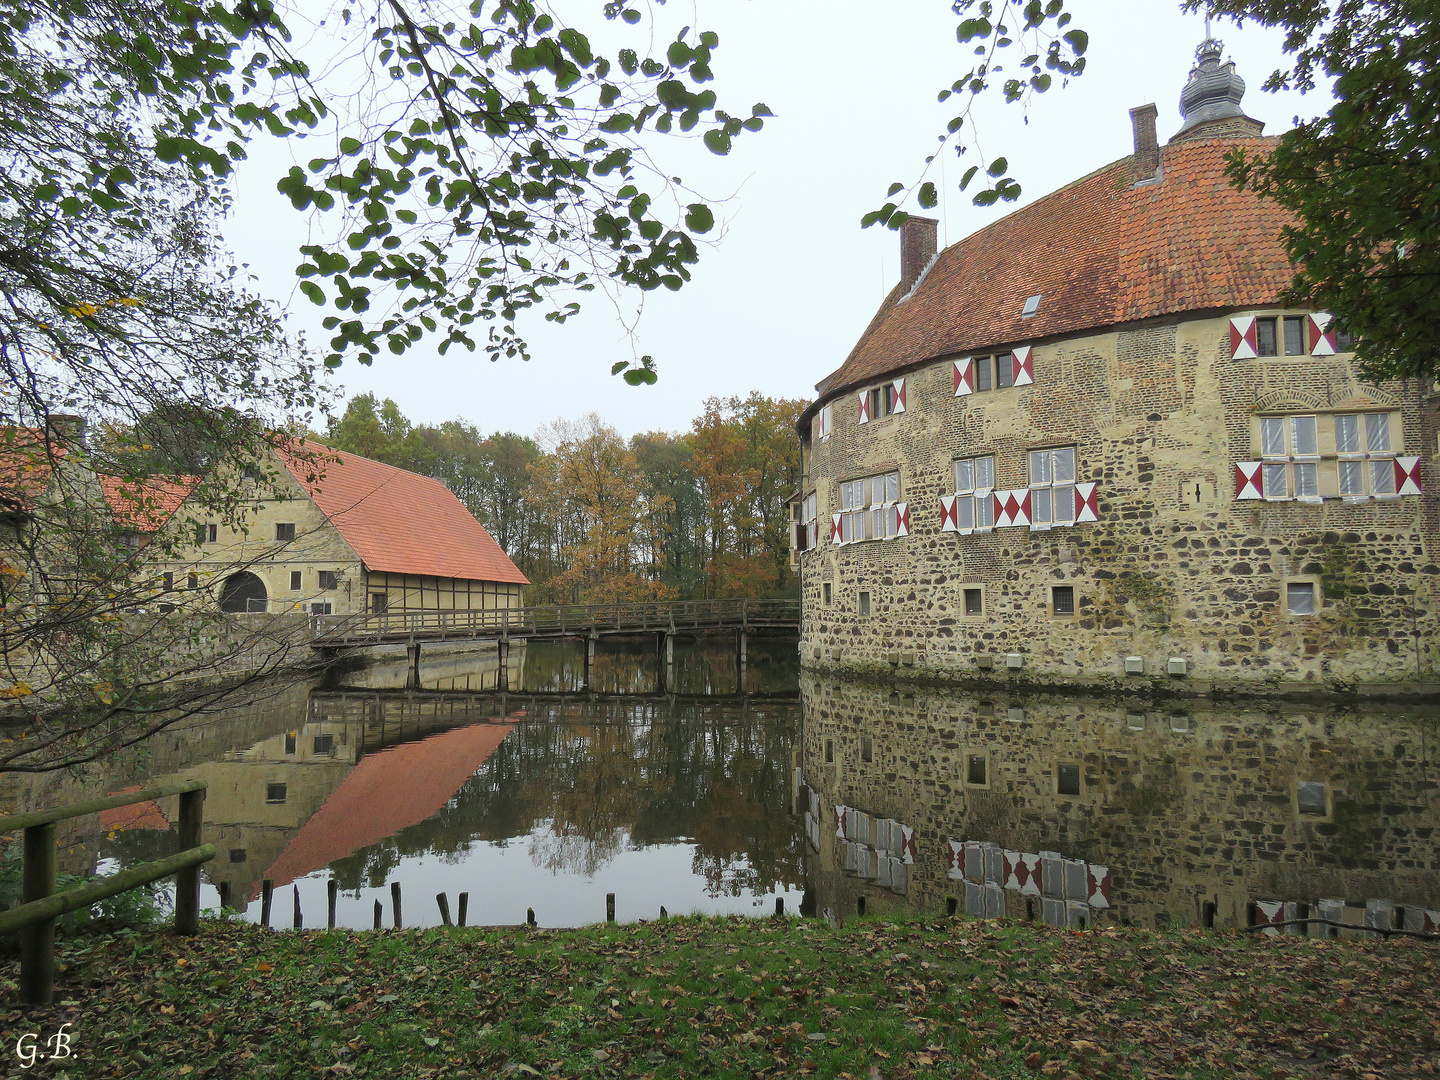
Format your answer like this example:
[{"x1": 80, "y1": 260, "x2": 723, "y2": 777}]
[{"x1": 5, "y1": 638, "x2": 1437, "y2": 933}]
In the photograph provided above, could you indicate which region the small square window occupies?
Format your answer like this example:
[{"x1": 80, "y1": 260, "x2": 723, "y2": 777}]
[
  {"x1": 1057, "y1": 763, "x2": 1082, "y2": 796},
  {"x1": 1297, "y1": 780, "x2": 1328, "y2": 816},
  {"x1": 265, "y1": 783, "x2": 288, "y2": 804},
  {"x1": 318, "y1": 570, "x2": 339, "y2": 590},
  {"x1": 822, "y1": 582, "x2": 832, "y2": 606},
  {"x1": 275, "y1": 522, "x2": 296, "y2": 542},
  {"x1": 964, "y1": 588, "x2": 984, "y2": 616},
  {"x1": 858, "y1": 591, "x2": 872, "y2": 616},
  {"x1": 967, "y1": 754, "x2": 987, "y2": 786},
  {"x1": 313, "y1": 734, "x2": 334, "y2": 754},
  {"x1": 996, "y1": 352, "x2": 1015, "y2": 388},
  {"x1": 1051, "y1": 585, "x2": 1075, "y2": 616},
  {"x1": 860, "y1": 736, "x2": 873, "y2": 763},
  {"x1": 1287, "y1": 581, "x2": 1317, "y2": 616},
  {"x1": 187, "y1": 572, "x2": 198, "y2": 590},
  {"x1": 228, "y1": 849, "x2": 247, "y2": 864},
  {"x1": 975, "y1": 355, "x2": 994, "y2": 392},
  {"x1": 1334, "y1": 328, "x2": 1355, "y2": 351},
  {"x1": 162, "y1": 571, "x2": 174, "y2": 591},
  {"x1": 370, "y1": 592, "x2": 388, "y2": 614},
  {"x1": 824, "y1": 739, "x2": 834, "y2": 764},
  {"x1": 310, "y1": 602, "x2": 333, "y2": 616},
  {"x1": 284, "y1": 733, "x2": 296, "y2": 754},
  {"x1": 204, "y1": 523, "x2": 218, "y2": 543},
  {"x1": 1283, "y1": 315, "x2": 1307, "y2": 355},
  {"x1": 290, "y1": 571, "x2": 302, "y2": 591}
]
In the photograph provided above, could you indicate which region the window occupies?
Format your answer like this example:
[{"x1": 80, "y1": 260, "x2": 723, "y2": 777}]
[
  {"x1": 275, "y1": 522, "x2": 296, "y2": 542},
  {"x1": 1297, "y1": 781, "x2": 1328, "y2": 816},
  {"x1": 187, "y1": 572, "x2": 198, "y2": 590},
  {"x1": 1256, "y1": 317, "x2": 1278, "y2": 356},
  {"x1": 966, "y1": 754, "x2": 988, "y2": 786},
  {"x1": 1029, "y1": 447, "x2": 1076, "y2": 527},
  {"x1": 1334, "y1": 328, "x2": 1355, "y2": 351},
  {"x1": 837, "y1": 471, "x2": 900, "y2": 543},
  {"x1": 290, "y1": 571, "x2": 302, "y2": 591},
  {"x1": 1286, "y1": 581, "x2": 1317, "y2": 616},
  {"x1": 860, "y1": 736, "x2": 873, "y2": 763},
  {"x1": 265, "y1": 783, "x2": 288, "y2": 804},
  {"x1": 797, "y1": 492, "x2": 818, "y2": 552},
  {"x1": 963, "y1": 587, "x2": 984, "y2": 616},
  {"x1": 1056, "y1": 763, "x2": 1082, "y2": 797},
  {"x1": 284, "y1": 732, "x2": 296, "y2": 754},
  {"x1": 1336, "y1": 413, "x2": 1396, "y2": 497},
  {"x1": 370, "y1": 592, "x2": 389, "y2": 614},
  {"x1": 1021, "y1": 294, "x2": 1042, "y2": 317},
  {"x1": 858, "y1": 591, "x2": 872, "y2": 616},
  {"x1": 318, "y1": 570, "x2": 339, "y2": 590},
  {"x1": 811, "y1": 404, "x2": 832, "y2": 442},
  {"x1": 824, "y1": 739, "x2": 834, "y2": 764},
  {"x1": 822, "y1": 582, "x2": 832, "y2": 606},
  {"x1": 865, "y1": 383, "x2": 902, "y2": 420},
  {"x1": 952, "y1": 455, "x2": 996, "y2": 531},
  {"x1": 313, "y1": 734, "x2": 335, "y2": 754},
  {"x1": 162, "y1": 572, "x2": 173, "y2": 591},
  {"x1": 311, "y1": 602, "x2": 333, "y2": 616},
  {"x1": 1283, "y1": 315, "x2": 1307, "y2": 355},
  {"x1": 229, "y1": 849, "x2": 247, "y2": 864},
  {"x1": 1260, "y1": 415, "x2": 1320, "y2": 499},
  {"x1": 1051, "y1": 585, "x2": 1075, "y2": 616}
]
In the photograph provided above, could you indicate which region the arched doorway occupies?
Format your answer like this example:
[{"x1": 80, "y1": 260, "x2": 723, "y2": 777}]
[{"x1": 219, "y1": 572, "x2": 268, "y2": 613}]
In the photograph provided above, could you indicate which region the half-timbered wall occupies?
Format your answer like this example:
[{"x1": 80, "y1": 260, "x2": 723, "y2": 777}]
[
  {"x1": 798, "y1": 309, "x2": 1440, "y2": 691},
  {"x1": 363, "y1": 572, "x2": 522, "y2": 612}
]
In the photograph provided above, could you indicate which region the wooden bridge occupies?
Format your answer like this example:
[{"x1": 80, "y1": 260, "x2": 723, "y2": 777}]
[{"x1": 310, "y1": 598, "x2": 800, "y2": 691}]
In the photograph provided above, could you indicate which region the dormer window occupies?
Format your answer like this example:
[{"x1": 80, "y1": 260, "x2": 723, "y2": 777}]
[{"x1": 1021, "y1": 294, "x2": 1041, "y2": 317}]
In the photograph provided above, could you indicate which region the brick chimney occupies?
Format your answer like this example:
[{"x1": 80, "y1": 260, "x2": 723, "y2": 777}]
[
  {"x1": 899, "y1": 215, "x2": 939, "y2": 295},
  {"x1": 1130, "y1": 104, "x2": 1160, "y2": 182},
  {"x1": 45, "y1": 413, "x2": 87, "y2": 447}
]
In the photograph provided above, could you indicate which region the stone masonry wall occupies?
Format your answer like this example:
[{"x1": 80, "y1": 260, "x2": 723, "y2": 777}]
[{"x1": 799, "y1": 310, "x2": 1440, "y2": 693}]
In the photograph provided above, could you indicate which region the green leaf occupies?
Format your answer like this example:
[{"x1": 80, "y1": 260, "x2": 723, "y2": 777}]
[
  {"x1": 987, "y1": 157, "x2": 1009, "y2": 178},
  {"x1": 959, "y1": 165, "x2": 979, "y2": 190},
  {"x1": 684, "y1": 203, "x2": 714, "y2": 233},
  {"x1": 918, "y1": 182, "x2": 938, "y2": 209},
  {"x1": 339, "y1": 137, "x2": 364, "y2": 156},
  {"x1": 702, "y1": 129, "x2": 731, "y2": 155},
  {"x1": 1063, "y1": 29, "x2": 1088, "y2": 54}
]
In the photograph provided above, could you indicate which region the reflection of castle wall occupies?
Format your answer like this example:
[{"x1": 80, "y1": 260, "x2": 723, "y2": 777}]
[{"x1": 800, "y1": 679, "x2": 1440, "y2": 929}]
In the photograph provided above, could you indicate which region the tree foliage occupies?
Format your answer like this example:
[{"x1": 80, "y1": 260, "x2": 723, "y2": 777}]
[{"x1": 1206, "y1": 0, "x2": 1440, "y2": 381}]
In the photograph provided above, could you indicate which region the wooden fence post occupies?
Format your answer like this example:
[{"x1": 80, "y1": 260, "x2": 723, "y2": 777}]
[
  {"x1": 457, "y1": 892, "x2": 468, "y2": 928},
  {"x1": 391, "y1": 882, "x2": 402, "y2": 928},
  {"x1": 327, "y1": 880, "x2": 338, "y2": 929},
  {"x1": 436, "y1": 893, "x2": 453, "y2": 926},
  {"x1": 175, "y1": 786, "x2": 204, "y2": 935},
  {"x1": 219, "y1": 881, "x2": 231, "y2": 911},
  {"x1": 260, "y1": 880, "x2": 273, "y2": 928},
  {"x1": 293, "y1": 885, "x2": 302, "y2": 930},
  {"x1": 20, "y1": 822, "x2": 57, "y2": 1005},
  {"x1": 373, "y1": 900, "x2": 382, "y2": 930},
  {"x1": 606, "y1": 893, "x2": 615, "y2": 923}
]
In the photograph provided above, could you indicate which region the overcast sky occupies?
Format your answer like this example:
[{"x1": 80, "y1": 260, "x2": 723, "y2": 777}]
[{"x1": 226, "y1": 2, "x2": 1333, "y2": 441}]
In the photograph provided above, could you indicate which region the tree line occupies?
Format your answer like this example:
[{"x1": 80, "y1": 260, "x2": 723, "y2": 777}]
[{"x1": 319, "y1": 392, "x2": 806, "y2": 604}]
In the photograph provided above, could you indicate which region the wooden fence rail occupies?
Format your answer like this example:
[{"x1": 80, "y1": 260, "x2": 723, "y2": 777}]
[{"x1": 0, "y1": 780, "x2": 213, "y2": 1005}]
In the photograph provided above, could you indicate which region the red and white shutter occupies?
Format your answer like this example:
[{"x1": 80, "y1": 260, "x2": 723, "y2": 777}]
[
  {"x1": 1254, "y1": 899, "x2": 1286, "y2": 935},
  {"x1": 995, "y1": 490, "x2": 1031, "y2": 528},
  {"x1": 1012, "y1": 345, "x2": 1035, "y2": 386},
  {"x1": 1086, "y1": 864, "x2": 1111, "y2": 908},
  {"x1": 1396, "y1": 456, "x2": 1423, "y2": 495},
  {"x1": 891, "y1": 378, "x2": 907, "y2": 413},
  {"x1": 1230, "y1": 316, "x2": 1258, "y2": 359},
  {"x1": 831, "y1": 513, "x2": 844, "y2": 544},
  {"x1": 1234, "y1": 462, "x2": 1264, "y2": 500},
  {"x1": 893, "y1": 503, "x2": 910, "y2": 537},
  {"x1": 833, "y1": 805, "x2": 848, "y2": 839},
  {"x1": 1075, "y1": 481, "x2": 1099, "y2": 523},
  {"x1": 1308, "y1": 312, "x2": 1337, "y2": 356},
  {"x1": 1003, "y1": 851, "x2": 1023, "y2": 891},
  {"x1": 856, "y1": 390, "x2": 870, "y2": 424},
  {"x1": 1019, "y1": 854, "x2": 1042, "y2": 897},
  {"x1": 901, "y1": 824, "x2": 916, "y2": 864},
  {"x1": 939, "y1": 494, "x2": 959, "y2": 533},
  {"x1": 946, "y1": 838, "x2": 964, "y2": 880},
  {"x1": 953, "y1": 358, "x2": 975, "y2": 396}
]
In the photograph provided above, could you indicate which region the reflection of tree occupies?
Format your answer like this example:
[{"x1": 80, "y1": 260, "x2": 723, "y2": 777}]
[{"x1": 326, "y1": 691, "x2": 803, "y2": 894}]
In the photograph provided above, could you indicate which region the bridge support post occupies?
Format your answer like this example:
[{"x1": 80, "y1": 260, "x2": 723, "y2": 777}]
[
  {"x1": 406, "y1": 641, "x2": 421, "y2": 689},
  {"x1": 583, "y1": 634, "x2": 597, "y2": 692},
  {"x1": 497, "y1": 638, "x2": 509, "y2": 691},
  {"x1": 736, "y1": 628, "x2": 747, "y2": 693}
]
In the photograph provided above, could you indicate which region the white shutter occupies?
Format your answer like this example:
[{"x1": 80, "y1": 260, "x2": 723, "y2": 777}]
[
  {"x1": 953, "y1": 357, "x2": 974, "y2": 396},
  {"x1": 1230, "y1": 316, "x2": 1258, "y2": 359},
  {"x1": 1012, "y1": 345, "x2": 1034, "y2": 386},
  {"x1": 856, "y1": 390, "x2": 870, "y2": 424},
  {"x1": 891, "y1": 377, "x2": 906, "y2": 413}
]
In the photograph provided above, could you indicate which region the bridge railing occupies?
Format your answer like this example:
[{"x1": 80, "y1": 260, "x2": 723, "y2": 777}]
[{"x1": 312, "y1": 597, "x2": 799, "y2": 642}]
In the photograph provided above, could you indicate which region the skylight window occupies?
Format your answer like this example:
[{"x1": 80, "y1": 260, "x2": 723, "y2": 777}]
[{"x1": 1021, "y1": 294, "x2": 1042, "y2": 317}]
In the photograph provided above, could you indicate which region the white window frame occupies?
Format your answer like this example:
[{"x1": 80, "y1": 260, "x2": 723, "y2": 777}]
[
  {"x1": 1285, "y1": 577, "x2": 1319, "y2": 617},
  {"x1": 952, "y1": 455, "x2": 995, "y2": 532},
  {"x1": 1028, "y1": 447, "x2": 1077, "y2": 528},
  {"x1": 798, "y1": 491, "x2": 818, "y2": 551},
  {"x1": 1336, "y1": 412, "x2": 1397, "y2": 499},
  {"x1": 838, "y1": 471, "x2": 900, "y2": 543},
  {"x1": 1260, "y1": 415, "x2": 1320, "y2": 501}
]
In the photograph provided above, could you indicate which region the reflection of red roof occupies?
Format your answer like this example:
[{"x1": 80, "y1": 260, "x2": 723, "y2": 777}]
[
  {"x1": 99, "y1": 475, "x2": 199, "y2": 532},
  {"x1": 253, "y1": 720, "x2": 515, "y2": 896},
  {"x1": 99, "y1": 787, "x2": 171, "y2": 832},
  {"x1": 274, "y1": 439, "x2": 528, "y2": 585},
  {"x1": 0, "y1": 428, "x2": 66, "y2": 513}
]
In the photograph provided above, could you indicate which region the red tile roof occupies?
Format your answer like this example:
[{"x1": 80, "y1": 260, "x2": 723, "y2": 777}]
[
  {"x1": 814, "y1": 137, "x2": 1294, "y2": 404},
  {"x1": 275, "y1": 440, "x2": 528, "y2": 585},
  {"x1": 99, "y1": 475, "x2": 200, "y2": 532},
  {"x1": 252, "y1": 719, "x2": 516, "y2": 896},
  {"x1": 0, "y1": 427, "x2": 66, "y2": 513}
]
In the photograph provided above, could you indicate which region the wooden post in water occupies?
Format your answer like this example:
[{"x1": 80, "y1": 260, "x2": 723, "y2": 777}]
[
  {"x1": 527, "y1": 907, "x2": 536, "y2": 927},
  {"x1": 497, "y1": 639, "x2": 509, "y2": 691},
  {"x1": 606, "y1": 893, "x2": 615, "y2": 923},
  {"x1": 582, "y1": 634, "x2": 597, "y2": 691},
  {"x1": 775, "y1": 897, "x2": 784, "y2": 917},
  {"x1": 436, "y1": 893, "x2": 453, "y2": 927},
  {"x1": 373, "y1": 900, "x2": 383, "y2": 930},
  {"x1": 659, "y1": 906, "x2": 667, "y2": 920},
  {"x1": 736, "y1": 628, "x2": 747, "y2": 693},
  {"x1": 293, "y1": 885, "x2": 302, "y2": 929},
  {"x1": 260, "y1": 880, "x2": 273, "y2": 928},
  {"x1": 327, "y1": 880, "x2": 338, "y2": 929},
  {"x1": 175, "y1": 786, "x2": 204, "y2": 935},
  {"x1": 20, "y1": 822, "x2": 57, "y2": 1005},
  {"x1": 457, "y1": 892, "x2": 469, "y2": 928},
  {"x1": 391, "y1": 881, "x2": 403, "y2": 928},
  {"x1": 406, "y1": 641, "x2": 421, "y2": 689}
]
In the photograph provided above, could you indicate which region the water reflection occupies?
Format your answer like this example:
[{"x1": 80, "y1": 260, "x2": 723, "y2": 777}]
[{"x1": 798, "y1": 679, "x2": 1440, "y2": 932}]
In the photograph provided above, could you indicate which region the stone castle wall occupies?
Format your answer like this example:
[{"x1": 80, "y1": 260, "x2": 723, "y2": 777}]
[
  {"x1": 798, "y1": 678, "x2": 1440, "y2": 929},
  {"x1": 799, "y1": 309, "x2": 1440, "y2": 693}
]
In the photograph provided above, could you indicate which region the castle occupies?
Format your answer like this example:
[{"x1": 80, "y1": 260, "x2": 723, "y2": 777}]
[{"x1": 794, "y1": 38, "x2": 1437, "y2": 696}]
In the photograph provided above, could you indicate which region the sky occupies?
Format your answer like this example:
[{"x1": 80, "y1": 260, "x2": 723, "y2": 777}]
[{"x1": 225, "y1": 2, "x2": 1335, "y2": 442}]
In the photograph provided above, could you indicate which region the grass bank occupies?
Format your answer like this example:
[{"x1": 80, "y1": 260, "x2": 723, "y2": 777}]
[{"x1": 1, "y1": 915, "x2": 1436, "y2": 1078}]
